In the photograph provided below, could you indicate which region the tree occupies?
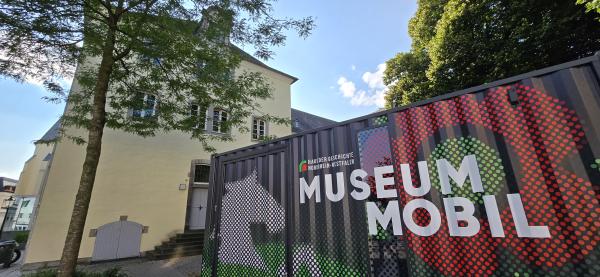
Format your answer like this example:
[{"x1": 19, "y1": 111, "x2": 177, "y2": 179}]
[
  {"x1": 0, "y1": 1, "x2": 313, "y2": 276},
  {"x1": 578, "y1": 0, "x2": 600, "y2": 16},
  {"x1": 384, "y1": 0, "x2": 600, "y2": 107}
]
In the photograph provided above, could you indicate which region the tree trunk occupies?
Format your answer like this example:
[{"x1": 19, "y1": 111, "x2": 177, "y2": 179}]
[{"x1": 57, "y1": 26, "x2": 116, "y2": 277}]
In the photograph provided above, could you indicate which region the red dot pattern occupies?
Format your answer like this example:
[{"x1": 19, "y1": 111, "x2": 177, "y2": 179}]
[{"x1": 390, "y1": 85, "x2": 600, "y2": 276}]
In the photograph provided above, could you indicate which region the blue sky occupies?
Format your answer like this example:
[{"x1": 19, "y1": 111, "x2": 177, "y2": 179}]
[{"x1": 0, "y1": 0, "x2": 417, "y2": 179}]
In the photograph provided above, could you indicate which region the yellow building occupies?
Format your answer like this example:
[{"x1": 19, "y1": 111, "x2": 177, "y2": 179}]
[{"x1": 18, "y1": 46, "x2": 334, "y2": 267}]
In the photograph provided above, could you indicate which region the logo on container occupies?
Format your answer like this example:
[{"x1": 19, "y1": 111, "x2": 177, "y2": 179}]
[{"x1": 298, "y1": 160, "x2": 308, "y2": 172}]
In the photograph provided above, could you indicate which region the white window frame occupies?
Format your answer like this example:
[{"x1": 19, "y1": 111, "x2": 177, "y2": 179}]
[
  {"x1": 212, "y1": 108, "x2": 229, "y2": 134},
  {"x1": 192, "y1": 163, "x2": 210, "y2": 188},
  {"x1": 252, "y1": 117, "x2": 268, "y2": 140},
  {"x1": 190, "y1": 103, "x2": 208, "y2": 130},
  {"x1": 132, "y1": 94, "x2": 158, "y2": 118}
]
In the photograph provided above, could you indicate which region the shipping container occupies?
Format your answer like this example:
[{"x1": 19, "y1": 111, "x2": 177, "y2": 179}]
[{"x1": 201, "y1": 54, "x2": 600, "y2": 276}]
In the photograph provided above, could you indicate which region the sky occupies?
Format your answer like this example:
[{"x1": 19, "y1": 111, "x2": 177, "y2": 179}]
[{"x1": 0, "y1": 0, "x2": 418, "y2": 179}]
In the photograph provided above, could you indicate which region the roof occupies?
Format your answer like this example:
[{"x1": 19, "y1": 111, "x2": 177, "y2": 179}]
[
  {"x1": 0, "y1": 177, "x2": 18, "y2": 192},
  {"x1": 37, "y1": 119, "x2": 61, "y2": 143},
  {"x1": 291, "y1": 108, "x2": 337, "y2": 133},
  {"x1": 232, "y1": 45, "x2": 299, "y2": 84},
  {"x1": 0, "y1": 177, "x2": 18, "y2": 184}
]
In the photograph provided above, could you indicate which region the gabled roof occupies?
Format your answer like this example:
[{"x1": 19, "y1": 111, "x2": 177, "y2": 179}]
[
  {"x1": 37, "y1": 119, "x2": 61, "y2": 143},
  {"x1": 232, "y1": 45, "x2": 299, "y2": 84},
  {"x1": 291, "y1": 109, "x2": 337, "y2": 133}
]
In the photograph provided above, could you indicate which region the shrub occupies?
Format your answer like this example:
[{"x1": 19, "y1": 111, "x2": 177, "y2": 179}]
[{"x1": 14, "y1": 231, "x2": 29, "y2": 244}]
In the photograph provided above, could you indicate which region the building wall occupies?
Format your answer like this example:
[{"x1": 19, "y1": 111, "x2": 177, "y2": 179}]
[
  {"x1": 24, "y1": 60, "x2": 294, "y2": 264},
  {"x1": 15, "y1": 143, "x2": 55, "y2": 197}
]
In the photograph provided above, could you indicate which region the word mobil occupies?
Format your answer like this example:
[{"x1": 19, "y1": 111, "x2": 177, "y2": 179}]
[{"x1": 299, "y1": 154, "x2": 551, "y2": 239}]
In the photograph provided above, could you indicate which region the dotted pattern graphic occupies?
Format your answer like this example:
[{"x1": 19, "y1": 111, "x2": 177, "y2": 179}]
[
  {"x1": 358, "y1": 127, "x2": 408, "y2": 276},
  {"x1": 358, "y1": 127, "x2": 393, "y2": 179},
  {"x1": 591, "y1": 158, "x2": 600, "y2": 172},
  {"x1": 390, "y1": 85, "x2": 600, "y2": 276},
  {"x1": 200, "y1": 230, "x2": 215, "y2": 277},
  {"x1": 217, "y1": 170, "x2": 285, "y2": 273},
  {"x1": 286, "y1": 245, "x2": 323, "y2": 276},
  {"x1": 427, "y1": 137, "x2": 505, "y2": 204},
  {"x1": 373, "y1": 115, "x2": 388, "y2": 126}
]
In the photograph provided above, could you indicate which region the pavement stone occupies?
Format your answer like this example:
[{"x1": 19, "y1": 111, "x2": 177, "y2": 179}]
[{"x1": 0, "y1": 255, "x2": 203, "y2": 277}]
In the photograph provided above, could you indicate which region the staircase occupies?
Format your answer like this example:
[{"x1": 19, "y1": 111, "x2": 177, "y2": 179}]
[{"x1": 148, "y1": 230, "x2": 204, "y2": 260}]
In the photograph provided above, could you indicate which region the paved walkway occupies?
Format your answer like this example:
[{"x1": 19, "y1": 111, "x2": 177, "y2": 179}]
[{"x1": 0, "y1": 255, "x2": 203, "y2": 277}]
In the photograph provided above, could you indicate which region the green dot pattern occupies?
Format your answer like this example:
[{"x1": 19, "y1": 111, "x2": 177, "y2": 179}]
[
  {"x1": 427, "y1": 137, "x2": 505, "y2": 204},
  {"x1": 591, "y1": 158, "x2": 600, "y2": 171},
  {"x1": 373, "y1": 116, "x2": 388, "y2": 126},
  {"x1": 203, "y1": 243, "x2": 362, "y2": 276}
]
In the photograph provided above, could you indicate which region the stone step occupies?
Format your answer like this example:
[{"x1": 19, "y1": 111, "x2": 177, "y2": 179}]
[
  {"x1": 148, "y1": 231, "x2": 205, "y2": 260},
  {"x1": 170, "y1": 236, "x2": 204, "y2": 243},
  {"x1": 155, "y1": 241, "x2": 203, "y2": 251},
  {"x1": 151, "y1": 249, "x2": 203, "y2": 260},
  {"x1": 158, "y1": 240, "x2": 203, "y2": 249}
]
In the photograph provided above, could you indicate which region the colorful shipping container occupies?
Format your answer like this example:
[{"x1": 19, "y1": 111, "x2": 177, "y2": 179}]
[{"x1": 201, "y1": 54, "x2": 600, "y2": 276}]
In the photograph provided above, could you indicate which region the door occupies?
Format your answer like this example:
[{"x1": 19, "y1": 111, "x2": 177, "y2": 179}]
[
  {"x1": 92, "y1": 220, "x2": 143, "y2": 261},
  {"x1": 189, "y1": 187, "x2": 209, "y2": 230}
]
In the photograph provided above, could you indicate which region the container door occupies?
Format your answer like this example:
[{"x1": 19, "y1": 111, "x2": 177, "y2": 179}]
[{"x1": 212, "y1": 144, "x2": 290, "y2": 276}]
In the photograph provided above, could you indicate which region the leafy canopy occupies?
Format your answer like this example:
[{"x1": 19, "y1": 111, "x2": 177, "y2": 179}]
[
  {"x1": 0, "y1": 0, "x2": 314, "y2": 150},
  {"x1": 384, "y1": 0, "x2": 600, "y2": 108}
]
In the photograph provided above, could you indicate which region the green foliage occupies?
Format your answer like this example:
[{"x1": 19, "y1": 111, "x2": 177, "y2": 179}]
[
  {"x1": 24, "y1": 268, "x2": 127, "y2": 277},
  {"x1": 384, "y1": 0, "x2": 600, "y2": 107},
  {"x1": 0, "y1": 0, "x2": 314, "y2": 150},
  {"x1": 14, "y1": 231, "x2": 29, "y2": 244},
  {"x1": 578, "y1": 0, "x2": 600, "y2": 15}
]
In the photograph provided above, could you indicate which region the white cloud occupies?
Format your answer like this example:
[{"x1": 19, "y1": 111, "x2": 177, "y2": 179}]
[
  {"x1": 351, "y1": 65, "x2": 356, "y2": 71},
  {"x1": 362, "y1": 63, "x2": 386, "y2": 90},
  {"x1": 337, "y1": 77, "x2": 356, "y2": 98},
  {"x1": 337, "y1": 63, "x2": 388, "y2": 108}
]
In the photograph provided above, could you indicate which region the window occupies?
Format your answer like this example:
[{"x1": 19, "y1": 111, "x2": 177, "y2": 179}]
[
  {"x1": 194, "y1": 164, "x2": 210, "y2": 184},
  {"x1": 212, "y1": 109, "x2": 228, "y2": 133},
  {"x1": 22, "y1": 200, "x2": 30, "y2": 207},
  {"x1": 132, "y1": 94, "x2": 157, "y2": 118},
  {"x1": 252, "y1": 118, "x2": 267, "y2": 140},
  {"x1": 190, "y1": 104, "x2": 208, "y2": 130}
]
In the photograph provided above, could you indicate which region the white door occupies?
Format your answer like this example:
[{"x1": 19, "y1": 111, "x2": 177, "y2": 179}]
[
  {"x1": 92, "y1": 221, "x2": 142, "y2": 261},
  {"x1": 189, "y1": 188, "x2": 208, "y2": 230}
]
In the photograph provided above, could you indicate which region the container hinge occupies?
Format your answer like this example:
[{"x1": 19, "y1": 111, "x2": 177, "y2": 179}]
[{"x1": 508, "y1": 87, "x2": 519, "y2": 106}]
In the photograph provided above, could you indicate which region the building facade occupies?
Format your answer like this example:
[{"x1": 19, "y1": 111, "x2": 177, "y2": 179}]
[{"x1": 18, "y1": 47, "x2": 334, "y2": 266}]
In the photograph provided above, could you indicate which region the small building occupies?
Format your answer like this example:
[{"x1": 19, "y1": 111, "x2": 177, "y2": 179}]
[{"x1": 0, "y1": 177, "x2": 18, "y2": 230}]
